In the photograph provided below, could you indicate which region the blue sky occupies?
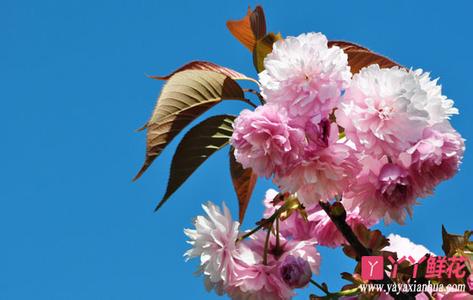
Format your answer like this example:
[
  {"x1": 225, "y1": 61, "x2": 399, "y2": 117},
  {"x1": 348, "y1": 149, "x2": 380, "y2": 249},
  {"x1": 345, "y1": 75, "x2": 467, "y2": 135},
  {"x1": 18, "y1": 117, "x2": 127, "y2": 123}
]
[{"x1": 1, "y1": 0, "x2": 472, "y2": 299}]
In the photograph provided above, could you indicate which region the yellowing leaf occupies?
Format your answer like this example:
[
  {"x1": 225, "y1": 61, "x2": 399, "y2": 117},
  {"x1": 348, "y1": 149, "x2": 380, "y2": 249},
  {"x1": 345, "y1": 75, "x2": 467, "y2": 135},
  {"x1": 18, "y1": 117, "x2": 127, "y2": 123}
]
[
  {"x1": 229, "y1": 147, "x2": 257, "y2": 223},
  {"x1": 253, "y1": 33, "x2": 282, "y2": 73},
  {"x1": 226, "y1": 6, "x2": 266, "y2": 51},
  {"x1": 328, "y1": 41, "x2": 400, "y2": 74},
  {"x1": 155, "y1": 115, "x2": 235, "y2": 211},
  {"x1": 134, "y1": 70, "x2": 244, "y2": 181}
]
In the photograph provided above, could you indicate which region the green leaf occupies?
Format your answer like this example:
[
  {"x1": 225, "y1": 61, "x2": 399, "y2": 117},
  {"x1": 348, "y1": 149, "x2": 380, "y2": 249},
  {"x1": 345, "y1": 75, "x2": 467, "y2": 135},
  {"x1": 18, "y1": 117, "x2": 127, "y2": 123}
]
[
  {"x1": 155, "y1": 115, "x2": 235, "y2": 211},
  {"x1": 229, "y1": 147, "x2": 257, "y2": 223},
  {"x1": 253, "y1": 33, "x2": 282, "y2": 73},
  {"x1": 134, "y1": 70, "x2": 244, "y2": 181},
  {"x1": 328, "y1": 41, "x2": 400, "y2": 74}
]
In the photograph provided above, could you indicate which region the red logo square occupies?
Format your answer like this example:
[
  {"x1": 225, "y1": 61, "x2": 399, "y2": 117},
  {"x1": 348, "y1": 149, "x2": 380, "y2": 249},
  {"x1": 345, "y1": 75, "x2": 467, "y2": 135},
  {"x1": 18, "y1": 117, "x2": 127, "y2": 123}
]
[{"x1": 361, "y1": 256, "x2": 384, "y2": 280}]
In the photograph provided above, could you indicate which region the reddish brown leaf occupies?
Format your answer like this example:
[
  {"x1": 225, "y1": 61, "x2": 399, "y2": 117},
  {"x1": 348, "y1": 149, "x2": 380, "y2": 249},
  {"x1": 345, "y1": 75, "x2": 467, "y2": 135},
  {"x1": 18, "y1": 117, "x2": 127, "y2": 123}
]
[
  {"x1": 155, "y1": 115, "x2": 235, "y2": 211},
  {"x1": 148, "y1": 61, "x2": 252, "y2": 81},
  {"x1": 329, "y1": 41, "x2": 401, "y2": 74},
  {"x1": 229, "y1": 147, "x2": 257, "y2": 223},
  {"x1": 226, "y1": 6, "x2": 266, "y2": 51},
  {"x1": 249, "y1": 6, "x2": 266, "y2": 41},
  {"x1": 133, "y1": 70, "x2": 244, "y2": 181}
]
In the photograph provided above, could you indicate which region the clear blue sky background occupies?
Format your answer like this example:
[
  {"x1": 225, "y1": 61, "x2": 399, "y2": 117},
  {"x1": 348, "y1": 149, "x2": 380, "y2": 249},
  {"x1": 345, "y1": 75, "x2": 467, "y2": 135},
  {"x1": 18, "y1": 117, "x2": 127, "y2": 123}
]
[{"x1": 1, "y1": 0, "x2": 472, "y2": 299}]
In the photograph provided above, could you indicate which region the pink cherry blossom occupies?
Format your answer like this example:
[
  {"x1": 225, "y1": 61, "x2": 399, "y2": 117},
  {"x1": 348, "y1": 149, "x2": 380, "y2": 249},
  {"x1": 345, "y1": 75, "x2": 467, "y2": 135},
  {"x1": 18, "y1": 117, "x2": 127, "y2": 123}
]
[
  {"x1": 231, "y1": 104, "x2": 306, "y2": 178},
  {"x1": 435, "y1": 292, "x2": 473, "y2": 300},
  {"x1": 227, "y1": 231, "x2": 320, "y2": 300},
  {"x1": 263, "y1": 192, "x2": 319, "y2": 241},
  {"x1": 308, "y1": 205, "x2": 378, "y2": 248},
  {"x1": 227, "y1": 263, "x2": 294, "y2": 300},
  {"x1": 263, "y1": 188, "x2": 282, "y2": 218},
  {"x1": 279, "y1": 255, "x2": 312, "y2": 288},
  {"x1": 184, "y1": 202, "x2": 257, "y2": 287},
  {"x1": 343, "y1": 155, "x2": 417, "y2": 224},
  {"x1": 276, "y1": 139, "x2": 360, "y2": 206},
  {"x1": 245, "y1": 231, "x2": 321, "y2": 275},
  {"x1": 336, "y1": 65, "x2": 458, "y2": 158},
  {"x1": 400, "y1": 125, "x2": 465, "y2": 197},
  {"x1": 259, "y1": 32, "x2": 351, "y2": 120}
]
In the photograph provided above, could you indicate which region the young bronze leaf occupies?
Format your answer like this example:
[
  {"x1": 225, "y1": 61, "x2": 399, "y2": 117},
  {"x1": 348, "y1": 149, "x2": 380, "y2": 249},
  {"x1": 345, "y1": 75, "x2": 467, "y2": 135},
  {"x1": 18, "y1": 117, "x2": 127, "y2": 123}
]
[
  {"x1": 249, "y1": 6, "x2": 266, "y2": 41},
  {"x1": 155, "y1": 115, "x2": 236, "y2": 211},
  {"x1": 134, "y1": 70, "x2": 244, "y2": 181},
  {"x1": 226, "y1": 6, "x2": 266, "y2": 51},
  {"x1": 328, "y1": 41, "x2": 401, "y2": 74},
  {"x1": 441, "y1": 225, "x2": 471, "y2": 257},
  {"x1": 229, "y1": 146, "x2": 257, "y2": 223},
  {"x1": 253, "y1": 32, "x2": 282, "y2": 73},
  {"x1": 148, "y1": 61, "x2": 252, "y2": 81}
]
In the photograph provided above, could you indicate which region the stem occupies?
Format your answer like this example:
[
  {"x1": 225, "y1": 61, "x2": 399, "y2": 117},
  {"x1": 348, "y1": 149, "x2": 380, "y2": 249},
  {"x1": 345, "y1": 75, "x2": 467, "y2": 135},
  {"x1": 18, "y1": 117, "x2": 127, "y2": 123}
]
[
  {"x1": 237, "y1": 205, "x2": 287, "y2": 242},
  {"x1": 310, "y1": 279, "x2": 360, "y2": 299},
  {"x1": 275, "y1": 216, "x2": 280, "y2": 250},
  {"x1": 243, "y1": 88, "x2": 265, "y2": 105},
  {"x1": 263, "y1": 221, "x2": 274, "y2": 265},
  {"x1": 309, "y1": 279, "x2": 330, "y2": 295},
  {"x1": 237, "y1": 222, "x2": 267, "y2": 242},
  {"x1": 319, "y1": 201, "x2": 370, "y2": 258},
  {"x1": 336, "y1": 287, "x2": 360, "y2": 297}
]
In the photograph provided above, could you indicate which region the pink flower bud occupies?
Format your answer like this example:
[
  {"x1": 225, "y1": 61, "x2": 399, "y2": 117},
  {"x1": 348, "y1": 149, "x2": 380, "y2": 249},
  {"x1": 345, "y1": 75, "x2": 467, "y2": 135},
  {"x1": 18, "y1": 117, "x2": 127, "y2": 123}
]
[{"x1": 279, "y1": 255, "x2": 312, "y2": 288}]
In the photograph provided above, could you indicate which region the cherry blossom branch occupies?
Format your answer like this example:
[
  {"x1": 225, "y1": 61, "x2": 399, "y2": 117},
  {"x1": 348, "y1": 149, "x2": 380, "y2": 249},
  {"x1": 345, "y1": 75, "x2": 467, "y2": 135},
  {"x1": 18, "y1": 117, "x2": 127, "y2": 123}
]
[
  {"x1": 263, "y1": 221, "x2": 274, "y2": 265},
  {"x1": 237, "y1": 221, "x2": 268, "y2": 242},
  {"x1": 319, "y1": 201, "x2": 371, "y2": 258},
  {"x1": 275, "y1": 216, "x2": 281, "y2": 250},
  {"x1": 310, "y1": 279, "x2": 360, "y2": 299},
  {"x1": 237, "y1": 204, "x2": 287, "y2": 242},
  {"x1": 319, "y1": 201, "x2": 417, "y2": 300},
  {"x1": 309, "y1": 279, "x2": 330, "y2": 295}
]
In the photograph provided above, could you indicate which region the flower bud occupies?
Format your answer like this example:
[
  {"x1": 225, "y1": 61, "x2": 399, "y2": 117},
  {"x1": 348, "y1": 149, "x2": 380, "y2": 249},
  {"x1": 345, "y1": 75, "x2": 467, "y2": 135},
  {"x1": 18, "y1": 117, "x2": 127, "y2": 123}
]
[{"x1": 279, "y1": 255, "x2": 312, "y2": 288}]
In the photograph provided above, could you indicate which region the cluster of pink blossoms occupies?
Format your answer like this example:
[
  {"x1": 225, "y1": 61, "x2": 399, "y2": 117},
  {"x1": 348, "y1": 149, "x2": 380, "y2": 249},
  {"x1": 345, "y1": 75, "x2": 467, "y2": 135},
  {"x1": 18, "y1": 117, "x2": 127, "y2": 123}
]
[
  {"x1": 185, "y1": 201, "x2": 321, "y2": 300},
  {"x1": 185, "y1": 31, "x2": 465, "y2": 300},
  {"x1": 232, "y1": 32, "x2": 464, "y2": 224}
]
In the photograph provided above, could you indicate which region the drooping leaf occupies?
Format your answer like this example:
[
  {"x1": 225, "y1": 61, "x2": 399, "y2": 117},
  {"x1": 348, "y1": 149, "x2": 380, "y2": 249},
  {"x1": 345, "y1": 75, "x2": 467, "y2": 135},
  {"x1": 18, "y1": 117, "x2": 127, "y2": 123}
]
[
  {"x1": 155, "y1": 115, "x2": 236, "y2": 211},
  {"x1": 134, "y1": 70, "x2": 244, "y2": 181},
  {"x1": 229, "y1": 147, "x2": 257, "y2": 223},
  {"x1": 328, "y1": 41, "x2": 401, "y2": 74},
  {"x1": 226, "y1": 6, "x2": 266, "y2": 51},
  {"x1": 148, "y1": 61, "x2": 254, "y2": 82},
  {"x1": 253, "y1": 32, "x2": 282, "y2": 72}
]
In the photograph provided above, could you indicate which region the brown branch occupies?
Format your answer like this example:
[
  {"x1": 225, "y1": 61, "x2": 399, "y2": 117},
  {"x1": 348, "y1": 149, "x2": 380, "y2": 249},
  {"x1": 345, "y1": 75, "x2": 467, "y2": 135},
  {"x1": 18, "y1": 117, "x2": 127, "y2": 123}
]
[
  {"x1": 319, "y1": 201, "x2": 417, "y2": 300},
  {"x1": 320, "y1": 201, "x2": 370, "y2": 258}
]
